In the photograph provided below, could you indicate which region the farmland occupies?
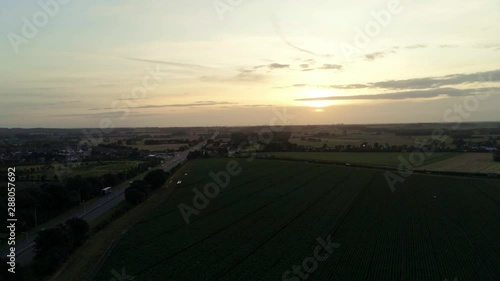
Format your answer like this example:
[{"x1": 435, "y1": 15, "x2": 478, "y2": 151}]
[
  {"x1": 271, "y1": 152, "x2": 460, "y2": 167},
  {"x1": 421, "y1": 153, "x2": 500, "y2": 173},
  {"x1": 15, "y1": 161, "x2": 144, "y2": 181},
  {"x1": 94, "y1": 159, "x2": 500, "y2": 281},
  {"x1": 126, "y1": 143, "x2": 187, "y2": 151}
]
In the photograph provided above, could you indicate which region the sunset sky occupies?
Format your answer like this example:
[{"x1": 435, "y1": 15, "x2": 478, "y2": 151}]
[{"x1": 1, "y1": 0, "x2": 499, "y2": 128}]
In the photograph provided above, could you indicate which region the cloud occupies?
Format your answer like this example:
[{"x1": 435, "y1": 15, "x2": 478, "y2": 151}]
[
  {"x1": 135, "y1": 101, "x2": 235, "y2": 109},
  {"x1": 328, "y1": 84, "x2": 369, "y2": 89},
  {"x1": 304, "y1": 59, "x2": 316, "y2": 65},
  {"x1": 371, "y1": 70, "x2": 500, "y2": 90},
  {"x1": 363, "y1": 45, "x2": 426, "y2": 61},
  {"x1": 296, "y1": 63, "x2": 343, "y2": 71},
  {"x1": 364, "y1": 51, "x2": 391, "y2": 61},
  {"x1": 329, "y1": 69, "x2": 500, "y2": 90},
  {"x1": 272, "y1": 15, "x2": 335, "y2": 58},
  {"x1": 279, "y1": 69, "x2": 500, "y2": 93},
  {"x1": 405, "y1": 44, "x2": 427, "y2": 49},
  {"x1": 222, "y1": 104, "x2": 275, "y2": 108},
  {"x1": 319, "y1": 64, "x2": 343, "y2": 70},
  {"x1": 45, "y1": 100, "x2": 82, "y2": 106},
  {"x1": 51, "y1": 112, "x2": 160, "y2": 119},
  {"x1": 475, "y1": 43, "x2": 500, "y2": 51},
  {"x1": 268, "y1": 63, "x2": 290, "y2": 69},
  {"x1": 296, "y1": 87, "x2": 499, "y2": 101},
  {"x1": 253, "y1": 63, "x2": 289, "y2": 71},
  {"x1": 200, "y1": 70, "x2": 266, "y2": 83},
  {"x1": 439, "y1": 44, "x2": 458, "y2": 48},
  {"x1": 119, "y1": 56, "x2": 216, "y2": 70},
  {"x1": 89, "y1": 101, "x2": 235, "y2": 111}
]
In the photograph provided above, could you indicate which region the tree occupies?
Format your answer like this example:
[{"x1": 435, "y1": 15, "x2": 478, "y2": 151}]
[
  {"x1": 65, "y1": 176, "x2": 92, "y2": 201},
  {"x1": 41, "y1": 183, "x2": 78, "y2": 212},
  {"x1": 187, "y1": 150, "x2": 203, "y2": 160},
  {"x1": 32, "y1": 218, "x2": 90, "y2": 276},
  {"x1": 494, "y1": 151, "x2": 500, "y2": 162},
  {"x1": 125, "y1": 180, "x2": 151, "y2": 205},
  {"x1": 34, "y1": 225, "x2": 73, "y2": 257},
  {"x1": 144, "y1": 170, "x2": 168, "y2": 190},
  {"x1": 33, "y1": 225, "x2": 74, "y2": 275},
  {"x1": 65, "y1": 217, "x2": 90, "y2": 247},
  {"x1": 103, "y1": 173, "x2": 120, "y2": 187}
]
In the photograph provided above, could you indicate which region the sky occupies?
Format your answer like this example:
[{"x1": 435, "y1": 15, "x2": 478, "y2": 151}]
[{"x1": 1, "y1": 0, "x2": 499, "y2": 128}]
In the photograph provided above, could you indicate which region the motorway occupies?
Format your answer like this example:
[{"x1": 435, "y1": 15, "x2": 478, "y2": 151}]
[{"x1": 4, "y1": 146, "x2": 201, "y2": 266}]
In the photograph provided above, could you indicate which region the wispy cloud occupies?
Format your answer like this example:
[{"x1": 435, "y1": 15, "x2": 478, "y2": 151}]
[
  {"x1": 268, "y1": 63, "x2": 290, "y2": 69},
  {"x1": 363, "y1": 69, "x2": 500, "y2": 90},
  {"x1": 405, "y1": 44, "x2": 427, "y2": 49},
  {"x1": 319, "y1": 64, "x2": 343, "y2": 70},
  {"x1": 364, "y1": 51, "x2": 393, "y2": 61},
  {"x1": 296, "y1": 87, "x2": 499, "y2": 101},
  {"x1": 272, "y1": 15, "x2": 335, "y2": 58},
  {"x1": 475, "y1": 43, "x2": 500, "y2": 51},
  {"x1": 43, "y1": 100, "x2": 82, "y2": 106},
  {"x1": 199, "y1": 70, "x2": 266, "y2": 83},
  {"x1": 135, "y1": 101, "x2": 235, "y2": 109},
  {"x1": 285, "y1": 69, "x2": 500, "y2": 90},
  {"x1": 51, "y1": 112, "x2": 161, "y2": 119},
  {"x1": 120, "y1": 56, "x2": 215, "y2": 70},
  {"x1": 364, "y1": 44, "x2": 427, "y2": 61},
  {"x1": 89, "y1": 101, "x2": 235, "y2": 111}
]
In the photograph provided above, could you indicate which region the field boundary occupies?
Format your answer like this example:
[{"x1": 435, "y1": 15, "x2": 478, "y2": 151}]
[
  {"x1": 259, "y1": 157, "x2": 500, "y2": 180},
  {"x1": 87, "y1": 227, "x2": 130, "y2": 281}
]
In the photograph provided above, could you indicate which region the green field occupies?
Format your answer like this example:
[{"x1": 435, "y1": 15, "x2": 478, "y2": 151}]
[
  {"x1": 271, "y1": 152, "x2": 460, "y2": 167},
  {"x1": 94, "y1": 159, "x2": 500, "y2": 281}
]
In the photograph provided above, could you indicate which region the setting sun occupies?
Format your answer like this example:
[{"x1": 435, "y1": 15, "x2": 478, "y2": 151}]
[
  {"x1": 305, "y1": 100, "x2": 335, "y2": 108},
  {"x1": 302, "y1": 89, "x2": 337, "y2": 108}
]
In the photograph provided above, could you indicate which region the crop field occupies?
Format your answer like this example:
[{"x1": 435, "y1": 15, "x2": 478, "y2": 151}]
[
  {"x1": 94, "y1": 159, "x2": 500, "y2": 281},
  {"x1": 421, "y1": 153, "x2": 500, "y2": 174},
  {"x1": 272, "y1": 152, "x2": 460, "y2": 167},
  {"x1": 289, "y1": 132, "x2": 455, "y2": 147}
]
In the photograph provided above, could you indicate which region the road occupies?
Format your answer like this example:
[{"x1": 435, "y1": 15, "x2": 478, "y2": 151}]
[{"x1": 5, "y1": 145, "x2": 203, "y2": 266}]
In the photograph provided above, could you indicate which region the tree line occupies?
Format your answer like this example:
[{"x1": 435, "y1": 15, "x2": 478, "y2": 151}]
[
  {"x1": 1, "y1": 217, "x2": 90, "y2": 279},
  {"x1": 124, "y1": 166, "x2": 180, "y2": 205},
  {"x1": 1, "y1": 159, "x2": 161, "y2": 234}
]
